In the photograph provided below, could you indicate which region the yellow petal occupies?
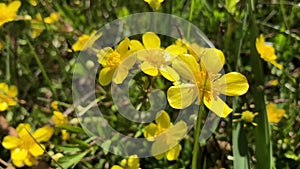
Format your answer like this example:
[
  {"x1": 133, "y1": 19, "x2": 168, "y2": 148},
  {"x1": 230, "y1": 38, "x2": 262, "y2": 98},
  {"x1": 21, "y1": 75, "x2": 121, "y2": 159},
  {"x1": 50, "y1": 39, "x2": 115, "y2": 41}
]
[
  {"x1": 99, "y1": 67, "x2": 115, "y2": 86},
  {"x1": 61, "y1": 130, "x2": 70, "y2": 141},
  {"x1": 127, "y1": 155, "x2": 140, "y2": 169},
  {"x1": 270, "y1": 60, "x2": 283, "y2": 70},
  {"x1": 24, "y1": 155, "x2": 36, "y2": 167},
  {"x1": 156, "y1": 111, "x2": 171, "y2": 131},
  {"x1": 159, "y1": 66, "x2": 180, "y2": 82},
  {"x1": 151, "y1": 141, "x2": 167, "y2": 159},
  {"x1": 33, "y1": 125, "x2": 54, "y2": 142},
  {"x1": 11, "y1": 148, "x2": 28, "y2": 161},
  {"x1": 0, "y1": 102, "x2": 8, "y2": 111},
  {"x1": 167, "y1": 84, "x2": 198, "y2": 109},
  {"x1": 200, "y1": 48, "x2": 224, "y2": 73},
  {"x1": 113, "y1": 66, "x2": 129, "y2": 84},
  {"x1": 129, "y1": 40, "x2": 144, "y2": 51},
  {"x1": 16, "y1": 123, "x2": 31, "y2": 138},
  {"x1": 29, "y1": 143, "x2": 45, "y2": 157},
  {"x1": 166, "y1": 144, "x2": 181, "y2": 161},
  {"x1": 143, "y1": 123, "x2": 158, "y2": 141},
  {"x1": 116, "y1": 38, "x2": 129, "y2": 56},
  {"x1": 214, "y1": 72, "x2": 249, "y2": 96},
  {"x1": 0, "y1": 83, "x2": 9, "y2": 93},
  {"x1": 9, "y1": 1, "x2": 21, "y2": 13},
  {"x1": 204, "y1": 96, "x2": 232, "y2": 117},
  {"x1": 140, "y1": 61, "x2": 158, "y2": 76},
  {"x1": 2, "y1": 136, "x2": 19, "y2": 149},
  {"x1": 177, "y1": 54, "x2": 200, "y2": 73},
  {"x1": 12, "y1": 158, "x2": 24, "y2": 167},
  {"x1": 111, "y1": 165, "x2": 124, "y2": 169},
  {"x1": 8, "y1": 85, "x2": 18, "y2": 97},
  {"x1": 165, "y1": 45, "x2": 187, "y2": 56},
  {"x1": 143, "y1": 32, "x2": 160, "y2": 49},
  {"x1": 165, "y1": 121, "x2": 187, "y2": 143}
]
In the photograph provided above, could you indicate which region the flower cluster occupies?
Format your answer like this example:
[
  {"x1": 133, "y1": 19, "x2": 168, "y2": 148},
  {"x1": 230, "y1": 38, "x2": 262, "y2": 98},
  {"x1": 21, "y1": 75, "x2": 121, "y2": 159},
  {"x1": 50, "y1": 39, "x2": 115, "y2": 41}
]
[
  {"x1": 97, "y1": 32, "x2": 249, "y2": 118},
  {"x1": 111, "y1": 155, "x2": 141, "y2": 169}
]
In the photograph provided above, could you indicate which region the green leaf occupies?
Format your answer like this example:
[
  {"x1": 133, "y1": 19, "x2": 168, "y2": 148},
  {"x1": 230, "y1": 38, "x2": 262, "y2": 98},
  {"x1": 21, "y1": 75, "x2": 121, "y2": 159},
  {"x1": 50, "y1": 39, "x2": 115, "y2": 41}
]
[{"x1": 58, "y1": 151, "x2": 89, "y2": 169}]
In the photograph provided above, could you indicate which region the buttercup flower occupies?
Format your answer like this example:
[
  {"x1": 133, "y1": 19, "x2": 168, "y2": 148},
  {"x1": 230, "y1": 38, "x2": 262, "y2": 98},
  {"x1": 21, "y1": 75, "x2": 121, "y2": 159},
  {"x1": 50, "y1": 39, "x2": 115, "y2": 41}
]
[
  {"x1": 0, "y1": 83, "x2": 18, "y2": 111},
  {"x1": 143, "y1": 111, "x2": 187, "y2": 161},
  {"x1": 130, "y1": 32, "x2": 186, "y2": 82},
  {"x1": 111, "y1": 155, "x2": 141, "y2": 169},
  {"x1": 31, "y1": 12, "x2": 61, "y2": 38},
  {"x1": 98, "y1": 37, "x2": 136, "y2": 86},
  {"x1": 267, "y1": 103, "x2": 285, "y2": 123},
  {"x1": 256, "y1": 34, "x2": 283, "y2": 70},
  {"x1": 144, "y1": 0, "x2": 164, "y2": 10},
  {"x1": 168, "y1": 48, "x2": 249, "y2": 117},
  {"x1": 233, "y1": 110, "x2": 259, "y2": 127},
  {"x1": 52, "y1": 111, "x2": 70, "y2": 141},
  {"x1": 2, "y1": 123, "x2": 54, "y2": 167},
  {"x1": 0, "y1": 1, "x2": 21, "y2": 27},
  {"x1": 44, "y1": 12, "x2": 60, "y2": 24}
]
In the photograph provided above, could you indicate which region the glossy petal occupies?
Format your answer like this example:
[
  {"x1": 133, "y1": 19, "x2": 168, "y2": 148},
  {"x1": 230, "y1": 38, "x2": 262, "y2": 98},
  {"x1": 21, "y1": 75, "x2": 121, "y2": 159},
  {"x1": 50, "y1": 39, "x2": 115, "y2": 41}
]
[
  {"x1": 29, "y1": 143, "x2": 45, "y2": 157},
  {"x1": 140, "y1": 61, "x2": 158, "y2": 76},
  {"x1": 143, "y1": 123, "x2": 158, "y2": 141},
  {"x1": 113, "y1": 66, "x2": 129, "y2": 84},
  {"x1": 165, "y1": 45, "x2": 187, "y2": 56},
  {"x1": 166, "y1": 144, "x2": 181, "y2": 161},
  {"x1": 143, "y1": 32, "x2": 160, "y2": 49},
  {"x1": 204, "y1": 96, "x2": 232, "y2": 117},
  {"x1": 165, "y1": 121, "x2": 187, "y2": 144},
  {"x1": 24, "y1": 155, "x2": 36, "y2": 167},
  {"x1": 16, "y1": 123, "x2": 31, "y2": 138},
  {"x1": 200, "y1": 48, "x2": 224, "y2": 74},
  {"x1": 111, "y1": 165, "x2": 124, "y2": 169},
  {"x1": 127, "y1": 155, "x2": 140, "y2": 169},
  {"x1": 116, "y1": 38, "x2": 130, "y2": 56},
  {"x1": 2, "y1": 136, "x2": 19, "y2": 149},
  {"x1": 156, "y1": 111, "x2": 171, "y2": 131},
  {"x1": 214, "y1": 72, "x2": 249, "y2": 96},
  {"x1": 33, "y1": 125, "x2": 54, "y2": 142},
  {"x1": 99, "y1": 67, "x2": 115, "y2": 86},
  {"x1": 12, "y1": 158, "x2": 24, "y2": 168},
  {"x1": 129, "y1": 40, "x2": 144, "y2": 51},
  {"x1": 11, "y1": 148, "x2": 28, "y2": 161},
  {"x1": 167, "y1": 84, "x2": 198, "y2": 109},
  {"x1": 0, "y1": 102, "x2": 8, "y2": 111},
  {"x1": 159, "y1": 66, "x2": 180, "y2": 82}
]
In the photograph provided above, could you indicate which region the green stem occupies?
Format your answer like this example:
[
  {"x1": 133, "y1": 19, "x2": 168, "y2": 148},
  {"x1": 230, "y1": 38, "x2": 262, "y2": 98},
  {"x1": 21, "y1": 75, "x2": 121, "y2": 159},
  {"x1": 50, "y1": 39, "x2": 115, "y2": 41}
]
[
  {"x1": 27, "y1": 38, "x2": 57, "y2": 99},
  {"x1": 191, "y1": 103, "x2": 204, "y2": 169},
  {"x1": 248, "y1": 1, "x2": 272, "y2": 169},
  {"x1": 187, "y1": 0, "x2": 195, "y2": 39},
  {"x1": 5, "y1": 35, "x2": 10, "y2": 83}
]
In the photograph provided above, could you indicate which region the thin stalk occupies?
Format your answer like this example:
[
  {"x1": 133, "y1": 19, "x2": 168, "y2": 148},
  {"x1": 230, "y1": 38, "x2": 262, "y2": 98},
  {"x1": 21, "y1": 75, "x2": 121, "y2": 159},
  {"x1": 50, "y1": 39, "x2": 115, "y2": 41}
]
[
  {"x1": 5, "y1": 35, "x2": 10, "y2": 83},
  {"x1": 187, "y1": 0, "x2": 195, "y2": 39},
  {"x1": 191, "y1": 103, "x2": 204, "y2": 169},
  {"x1": 27, "y1": 38, "x2": 57, "y2": 99}
]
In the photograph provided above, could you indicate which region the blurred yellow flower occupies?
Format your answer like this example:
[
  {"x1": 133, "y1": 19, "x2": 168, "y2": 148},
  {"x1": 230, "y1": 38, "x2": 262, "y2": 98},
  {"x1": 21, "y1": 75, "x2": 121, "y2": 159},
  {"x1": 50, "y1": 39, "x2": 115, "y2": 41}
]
[
  {"x1": 0, "y1": 83, "x2": 18, "y2": 111},
  {"x1": 2, "y1": 123, "x2": 54, "y2": 167},
  {"x1": 168, "y1": 49, "x2": 249, "y2": 117},
  {"x1": 144, "y1": 0, "x2": 164, "y2": 10},
  {"x1": 143, "y1": 111, "x2": 187, "y2": 161},
  {"x1": 51, "y1": 101, "x2": 59, "y2": 110},
  {"x1": 51, "y1": 111, "x2": 70, "y2": 141},
  {"x1": 267, "y1": 79, "x2": 279, "y2": 86},
  {"x1": 256, "y1": 34, "x2": 283, "y2": 70},
  {"x1": 44, "y1": 12, "x2": 60, "y2": 24},
  {"x1": 267, "y1": 103, "x2": 285, "y2": 123},
  {"x1": 29, "y1": 0, "x2": 38, "y2": 6},
  {"x1": 111, "y1": 155, "x2": 140, "y2": 169},
  {"x1": 98, "y1": 38, "x2": 136, "y2": 86},
  {"x1": 233, "y1": 110, "x2": 259, "y2": 127},
  {"x1": 130, "y1": 32, "x2": 186, "y2": 82},
  {"x1": 71, "y1": 31, "x2": 102, "y2": 52},
  {"x1": 0, "y1": 1, "x2": 21, "y2": 27},
  {"x1": 31, "y1": 12, "x2": 60, "y2": 38}
]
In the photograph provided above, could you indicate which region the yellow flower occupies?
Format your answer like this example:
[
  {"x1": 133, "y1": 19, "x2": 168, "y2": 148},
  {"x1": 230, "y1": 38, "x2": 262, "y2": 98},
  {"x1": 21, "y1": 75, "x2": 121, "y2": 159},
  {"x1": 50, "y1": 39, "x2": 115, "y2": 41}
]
[
  {"x1": 266, "y1": 79, "x2": 279, "y2": 86},
  {"x1": 256, "y1": 34, "x2": 283, "y2": 70},
  {"x1": 0, "y1": 83, "x2": 18, "y2": 111},
  {"x1": 130, "y1": 32, "x2": 186, "y2": 82},
  {"x1": 71, "y1": 31, "x2": 102, "y2": 52},
  {"x1": 2, "y1": 123, "x2": 54, "y2": 167},
  {"x1": 98, "y1": 37, "x2": 136, "y2": 86},
  {"x1": 144, "y1": 0, "x2": 164, "y2": 10},
  {"x1": 51, "y1": 101, "x2": 59, "y2": 110},
  {"x1": 29, "y1": 0, "x2": 38, "y2": 6},
  {"x1": 0, "y1": 1, "x2": 21, "y2": 27},
  {"x1": 143, "y1": 111, "x2": 187, "y2": 161},
  {"x1": 51, "y1": 111, "x2": 70, "y2": 141},
  {"x1": 167, "y1": 49, "x2": 249, "y2": 117},
  {"x1": 233, "y1": 110, "x2": 259, "y2": 127},
  {"x1": 44, "y1": 12, "x2": 60, "y2": 24},
  {"x1": 111, "y1": 155, "x2": 140, "y2": 169},
  {"x1": 267, "y1": 103, "x2": 285, "y2": 123}
]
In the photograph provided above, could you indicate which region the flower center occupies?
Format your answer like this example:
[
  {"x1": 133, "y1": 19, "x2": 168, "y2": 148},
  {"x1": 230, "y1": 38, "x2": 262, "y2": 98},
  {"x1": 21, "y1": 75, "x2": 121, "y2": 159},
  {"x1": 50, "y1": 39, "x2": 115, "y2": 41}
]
[
  {"x1": 106, "y1": 51, "x2": 121, "y2": 68},
  {"x1": 194, "y1": 71, "x2": 212, "y2": 101},
  {"x1": 241, "y1": 111, "x2": 255, "y2": 122}
]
